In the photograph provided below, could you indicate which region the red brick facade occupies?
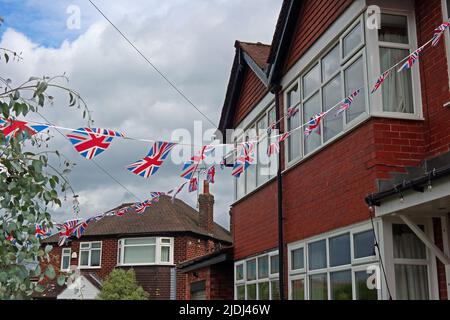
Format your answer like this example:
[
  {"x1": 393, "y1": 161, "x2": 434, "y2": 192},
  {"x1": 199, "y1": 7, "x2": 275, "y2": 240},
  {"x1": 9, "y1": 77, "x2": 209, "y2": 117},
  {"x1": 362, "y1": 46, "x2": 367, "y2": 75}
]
[{"x1": 184, "y1": 263, "x2": 234, "y2": 300}]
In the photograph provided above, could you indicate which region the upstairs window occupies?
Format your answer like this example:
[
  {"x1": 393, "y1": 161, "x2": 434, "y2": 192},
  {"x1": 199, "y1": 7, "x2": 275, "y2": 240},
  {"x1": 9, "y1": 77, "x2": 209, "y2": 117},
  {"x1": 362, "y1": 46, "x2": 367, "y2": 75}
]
[
  {"x1": 61, "y1": 248, "x2": 71, "y2": 272},
  {"x1": 378, "y1": 14, "x2": 414, "y2": 113},
  {"x1": 117, "y1": 237, "x2": 174, "y2": 266}
]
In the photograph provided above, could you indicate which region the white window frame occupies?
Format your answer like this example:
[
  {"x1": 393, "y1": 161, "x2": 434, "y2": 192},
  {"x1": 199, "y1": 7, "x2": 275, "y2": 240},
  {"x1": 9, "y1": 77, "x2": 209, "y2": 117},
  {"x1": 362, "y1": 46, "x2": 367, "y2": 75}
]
[
  {"x1": 78, "y1": 241, "x2": 102, "y2": 269},
  {"x1": 287, "y1": 220, "x2": 382, "y2": 300},
  {"x1": 381, "y1": 217, "x2": 439, "y2": 300},
  {"x1": 60, "y1": 248, "x2": 71, "y2": 272},
  {"x1": 117, "y1": 237, "x2": 174, "y2": 266},
  {"x1": 366, "y1": 6, "x2": 423, "y2": 119},
  {"x1": 283, "y1": 14, "x2": 370, "y2": 168},
  {"x1": 234, "y1": 250, "x2": 279, "y2": 300}
]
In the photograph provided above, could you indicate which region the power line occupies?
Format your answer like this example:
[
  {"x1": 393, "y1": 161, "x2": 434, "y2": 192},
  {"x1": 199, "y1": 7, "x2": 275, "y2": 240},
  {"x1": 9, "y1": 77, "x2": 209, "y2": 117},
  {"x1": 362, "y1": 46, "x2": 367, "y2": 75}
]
[{"x1": 87, "y1": 0, "x2": 218, "y2": 128}]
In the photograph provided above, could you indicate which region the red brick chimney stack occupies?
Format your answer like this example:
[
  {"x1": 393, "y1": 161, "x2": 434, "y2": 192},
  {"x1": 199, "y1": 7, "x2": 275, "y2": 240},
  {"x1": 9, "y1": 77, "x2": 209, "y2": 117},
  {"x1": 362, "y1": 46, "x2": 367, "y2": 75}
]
[{"x1": 198, "y1": 180, "x2": 214, "y2": 233}]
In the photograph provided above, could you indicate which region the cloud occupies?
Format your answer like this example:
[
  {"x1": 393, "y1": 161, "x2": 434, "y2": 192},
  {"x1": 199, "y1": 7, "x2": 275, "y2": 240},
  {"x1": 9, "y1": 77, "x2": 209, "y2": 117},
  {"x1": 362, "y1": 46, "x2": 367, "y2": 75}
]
[{"x1": 0, "y1": 0, "x2": 281, "y2": 229}]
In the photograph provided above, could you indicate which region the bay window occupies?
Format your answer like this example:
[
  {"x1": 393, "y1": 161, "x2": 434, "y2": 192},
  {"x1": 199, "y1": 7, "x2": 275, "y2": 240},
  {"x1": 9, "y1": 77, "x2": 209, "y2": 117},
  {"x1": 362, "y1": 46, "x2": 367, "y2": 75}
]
[
  {"x1": 235, "y1": 251, "x2": 279, "y2": 300},
  {"x1": 234, "y1": 106, "x2": 278, "y2": 200},
  {"x1": 117, "y1": 237, "x2": 173, "y2": 266},
  {"x1": 288, "y1": 222, "x2": 381, "y2": 300},
  {"x1": 79, "y1": 242, "x2": 102, "y2": 268}
]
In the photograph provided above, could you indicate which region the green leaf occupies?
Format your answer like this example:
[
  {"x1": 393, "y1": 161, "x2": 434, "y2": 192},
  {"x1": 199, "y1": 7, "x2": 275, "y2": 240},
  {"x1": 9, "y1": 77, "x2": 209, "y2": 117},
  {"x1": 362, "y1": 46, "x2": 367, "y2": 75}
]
[
  {"x1": 57, "y1": 275, "x2": 66, "y2": 286},
  {"x1": 44, "y1": 265, "x2": 55, "y2": 280},
  {"x1": 44, "y1": 244, "x2": 53, "y2": 253}
]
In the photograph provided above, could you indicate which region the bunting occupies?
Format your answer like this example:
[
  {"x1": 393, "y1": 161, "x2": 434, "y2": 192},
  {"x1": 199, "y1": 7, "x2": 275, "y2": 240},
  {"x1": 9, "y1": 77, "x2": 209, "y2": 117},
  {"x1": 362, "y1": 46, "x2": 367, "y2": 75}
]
[
  {"x1": 171, "y1": 181, "x2": 187, "y2": 203},
  {"x1": 0, "y1": 118, "x2": 48, "y2": 144},
  {"x1": 304, "y1": 112, "x2": 325, "y2": 137},
  {"x1": 127, "y1": 141, "x2": 176, "y2": 178},
  {"x1": 188, "y1": 177, "x2": 198, "y2": 192},
  {"x1": 35, "y1": 224, "x2": 52, "y2": 240},
  {"x1": 232, "y1": 142, "x2": 256, "y2": 178},
  {"x1": 371, "y1": 70, "x2": 392, "y2": 94},
  {"x1": 67, "y1": 128, "x2": 124, "y2": 160},
  {"x1": 398, "y1": 46, "x2": 423, "y2": 73},
  {"x1": 336, "y1": 89, "x2": 361, "y2": 117},
  {"x1": 432, "y1": 21, "x2": 450, "y2": 46},
  {"x1": 206, "y1": 165, "x2": 216, "y2": 184}
]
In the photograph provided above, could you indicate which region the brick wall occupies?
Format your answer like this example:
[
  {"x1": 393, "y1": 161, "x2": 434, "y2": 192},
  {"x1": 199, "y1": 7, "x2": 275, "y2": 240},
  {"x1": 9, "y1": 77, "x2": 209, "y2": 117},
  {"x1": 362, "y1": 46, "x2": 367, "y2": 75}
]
[{"x1": 185, "y1": 262, "x2": 234, "y2": 300}]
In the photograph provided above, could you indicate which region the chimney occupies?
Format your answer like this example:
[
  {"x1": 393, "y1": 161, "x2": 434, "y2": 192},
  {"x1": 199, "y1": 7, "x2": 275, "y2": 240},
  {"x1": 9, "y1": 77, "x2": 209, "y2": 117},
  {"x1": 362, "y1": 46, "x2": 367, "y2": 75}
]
[{"x1": 198, "y1": 180, "x2": 214, "y2": 233}]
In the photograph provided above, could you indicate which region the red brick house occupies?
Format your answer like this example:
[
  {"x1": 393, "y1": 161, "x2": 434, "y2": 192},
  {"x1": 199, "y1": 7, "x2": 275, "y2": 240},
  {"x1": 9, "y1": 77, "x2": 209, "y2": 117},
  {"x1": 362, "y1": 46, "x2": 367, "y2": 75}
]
[
  {"x1": 219, "y1": 0, "x2": 450, "y2": 300},
  {"x1": 37, "y1": 184, "x2": 231, "y2": 300}
]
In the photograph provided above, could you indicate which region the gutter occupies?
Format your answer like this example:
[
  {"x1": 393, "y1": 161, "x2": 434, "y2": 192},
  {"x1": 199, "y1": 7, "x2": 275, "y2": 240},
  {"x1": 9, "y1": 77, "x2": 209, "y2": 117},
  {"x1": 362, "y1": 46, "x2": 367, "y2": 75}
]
[{"x1": 365, "y1": 165, "x2": 450, "y2": 207}]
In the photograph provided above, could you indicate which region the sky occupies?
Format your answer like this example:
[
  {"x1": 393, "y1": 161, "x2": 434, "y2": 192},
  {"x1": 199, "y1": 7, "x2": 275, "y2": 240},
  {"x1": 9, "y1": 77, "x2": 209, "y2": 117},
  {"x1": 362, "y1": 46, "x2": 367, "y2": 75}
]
[{"x1": 0, "y1": 0, "x2": 282, "y2": 229}]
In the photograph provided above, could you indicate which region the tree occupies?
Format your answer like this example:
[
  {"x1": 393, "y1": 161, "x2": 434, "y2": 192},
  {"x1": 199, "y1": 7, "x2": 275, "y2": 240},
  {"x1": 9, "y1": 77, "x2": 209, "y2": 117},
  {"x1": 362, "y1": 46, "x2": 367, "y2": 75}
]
[
  {"x1": 0, "y1": 18, "x2": 92, "y2": 299},
  {"x1": 97, "y1": 268, "x2": 149, "y2": 300}
]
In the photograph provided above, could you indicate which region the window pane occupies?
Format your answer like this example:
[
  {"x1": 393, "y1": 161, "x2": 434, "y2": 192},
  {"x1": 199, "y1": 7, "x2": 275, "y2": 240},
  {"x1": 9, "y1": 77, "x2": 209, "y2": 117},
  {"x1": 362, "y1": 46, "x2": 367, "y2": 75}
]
[
  {"x1": 379, "y1": 14, "x2": 409, "y2": 44},
  {"x1": 80, "y1": 243, "x2": 90, "y2": 249},
  {"x1": 270, "y1": 255, "x2": 279, "y2": 274},
  {"x1": 380, "y1": 47, "x2": 413, "y2": 113},
  {"x1": 309, "y1": 273, "x2": 327, "y2": 300},
  {"x1": 329, "y1": 233, "x2": 351, "y2": 267},
  {"x1": 323, "y1": 75, "x2": 343, "y2": 142},
  {"x1": 268, "y1": 108, "x2": 278, "y2": 177},
  {"x1": 393, "y1": 224, "x2": 426, "y2": 259},
  {"x1": 258, "y1": 256, "x2": 269, "y2": 279},
  {"x1": 303, "y1": 93, "x2": 321, "y2": 155},
  {"x1": 354, "y1": 230, "x2": 376, "y2": 259},
  {"x1": 355, "y1": 271, "x2": 378, "y2": 300},
  {"x1": 161, "y1": 238, "x2": 171, "y2": 244},
  {"x1": 322, "y1": 45, "x2": 340, "y2": 81},
  {"x1": 236, "y1": 285, "x2": 245, "y2": 300},
  {"x1": 287, "y1": 109, "x2": 301, "y2": 161},
  {"x1": 288, "y1": 85, "x2": 300, "y2": 108},
  {"x1": 303, "y1": 64, "x2": 320, "y2": 98},
  {"x1": 62, "y1": 256, "x2": 70, "y2": 270},
  {"x1": 330, "y1": 270, "x2": 352, "y2": 300},
  {"x1": 161, "y1": 246, "x2": 170, "y2": 262},
  {"x1": 91, "y1": 242, "x2": 101, "y2": 249},
  {"x1": 79, "y1": 251, "x2": 89, "y2": 266},
  {"x1": 62, "y1": 248, "x2": 71, "y2": 254},
  {"x1": 257, "y1": 117, "x2": 269, "y2": 185},
  {"x1": 90, "y1": 249, "x2": 101, "y2": 267},
  {"x1": 245, "y1": 132, "x2": 257, "y2": 193},
  {"x1": 124, "y1": 245, "x2": 155, "y2": 264},
  {"x1": 395, "y1": 265, "x2": 429, "y2": 300},
  {"x1": 308, "y1": 240, "x2": 327, "y2": 270},
  {"x1": 235, "y1": 264, "x2": 244, "y2": 281},
  {"x1": 258, "y1": 282, "x2": 269, "y2": 300},
  {"x1": 246, "y1": 259, "x2": 256, "y2": 281},
  {"x1": 291, "y1": 279, "x2": 305, "y2": 300},
  {"x1": 271, "y1": 281, "x2": 280, "y2": 300},
  {"x1": 291, "y1": 248, "x2": 304, "y2": 270},
  {"x1": 247, "y1": 284, "x2": 257, "y2": 300},
  {"x1": 343, "y1": 22, "x2": 362, "y2": 57},
  {"x1": 344, "y1": 56, "x2": 365, "y2": 122},
  {"x1": 124, "y1": 238, "x2": 155, "y2": 245}
]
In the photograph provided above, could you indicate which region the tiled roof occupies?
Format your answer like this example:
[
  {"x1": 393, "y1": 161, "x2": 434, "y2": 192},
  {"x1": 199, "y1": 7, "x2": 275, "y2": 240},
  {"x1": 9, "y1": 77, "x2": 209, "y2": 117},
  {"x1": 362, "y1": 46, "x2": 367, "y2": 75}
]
[
  {"x1": 43, "y1": 196, "x2": 231, "y2": 243},
  {"x1": 237, "y1": 41, "x2": 271, "y2": 70}
]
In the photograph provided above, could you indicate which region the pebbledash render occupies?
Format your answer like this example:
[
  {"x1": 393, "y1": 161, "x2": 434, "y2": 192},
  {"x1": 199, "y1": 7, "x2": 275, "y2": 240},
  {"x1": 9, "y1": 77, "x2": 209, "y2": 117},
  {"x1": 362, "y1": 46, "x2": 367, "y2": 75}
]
[
  {"x1": 218, "y1": 0, "x2": 450, "y2": 300},
  {"x1": 35, "y1": 182, "x2": 232, "y2": 300}
]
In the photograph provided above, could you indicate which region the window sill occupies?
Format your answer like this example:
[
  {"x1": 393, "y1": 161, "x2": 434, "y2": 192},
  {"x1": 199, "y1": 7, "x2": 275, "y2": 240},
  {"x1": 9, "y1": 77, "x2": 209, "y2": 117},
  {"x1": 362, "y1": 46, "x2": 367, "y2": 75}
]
[
  {"x1": 116, "y1": 263, "x2": 175, "y2": 267},
  {"x1": 78, "y1": 266, "x2": 102, "y2": 270},
  {"x1": 370, "y1": 112, "x2": 424, "y2": 121}
]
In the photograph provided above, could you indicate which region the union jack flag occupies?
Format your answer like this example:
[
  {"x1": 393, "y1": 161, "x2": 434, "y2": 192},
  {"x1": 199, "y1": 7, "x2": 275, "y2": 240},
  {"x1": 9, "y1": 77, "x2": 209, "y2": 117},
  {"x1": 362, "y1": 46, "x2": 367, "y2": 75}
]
[
  {"x1": 0, "y1": 118, "x2": 48, "y2": 144},
  {"x1": 188, "y1": 177, "x2": 198, "y2": 192},
  {"x1": 86, "y1": 214, "x2": 105, "y2": 223},
  {"x1": 171, "y1": 181, "x2": 187, "y2": 203},
  {"x1": 206, "y1": 165, "x2": 216, "y2": 184},
  {"x1": 5, "y1": 232, "x2": 17, "y2": 245},
  {"x1": 35, "y1": 224, "x2": 52, "y2": 240},
  {"x1": 287, "y1": 106, "x2": 299, "y2": 119},
  {"x1": 432, "y1": 21, "x2": 450, "y2": 46},
  {"x1": 149, "y1": 191, "x2": 165, "y2": 202},
  {"x1": 304, "y1": 112, "x2": 325, "y2": 137},
  {"x1": 232, "y1": 142, "x2": 256, "y2": 178},
  {"x1": 398, "y1": 46, "x2": 424, "y2": 73},
  {"x1": 67, "y1": 127, "x2": 124, "y2": 160},
  {"x1": 133, "y1": 201, "x2": 147, "y2": 214},
  {"x1": 127, "y1": 141, "x2": 176, "y2": 178},
  {"x1": 114, "y1": 208, "x2": 129, "y2": 217},
  {"x1": 371, "y1": 70, "x2": 392, "y2": 94},
  {"x1": 180, "y1": 145, "x2": 215, "y2": 180},
  {"x1": 336, "y1": 89, "x2": 361, "y2": 117},
  {"x1": 73, "y1": 221, "x2": 88, "y2": 238},
  {"x1": 56, "y1": 219, "x2": 84, "y2": 246},
  {"x1": 267, "y1": 141, "x2": 280, "y2": 157},
  {"x1": 267, "y1": 122, "x2": 277, "y2": 136}
]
